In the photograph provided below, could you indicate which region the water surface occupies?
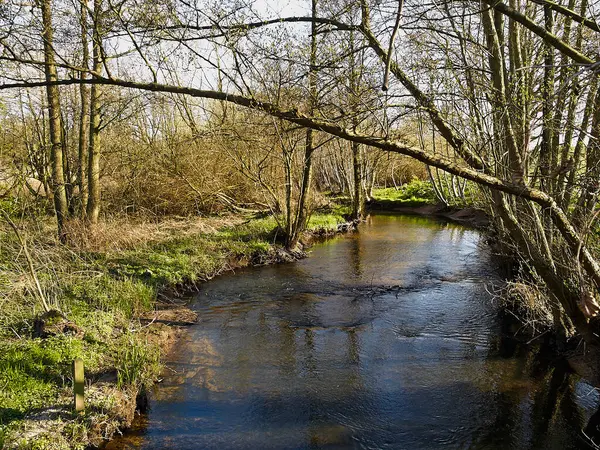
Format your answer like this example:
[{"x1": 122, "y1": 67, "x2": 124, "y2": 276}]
[{"x1": 109, "y1": 214, "x2": 599, "y2": 449}]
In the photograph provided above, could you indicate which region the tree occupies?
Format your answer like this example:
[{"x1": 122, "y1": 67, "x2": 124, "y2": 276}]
[
  {"x1": 289, "y1": 0, "x2": 319, "y2": 249},
  {"x1": 86, "y1": 0, "x2": 103, "y2": 224},
  {"x1": 77, "y1": 0, "x2": 90, "y2": 216},
  {"x1": 38, "y1": 0, "x2": 68, "y2": 241},
  {"x1": 1, "y1": 0, "x2": 600, "y2": 341}
]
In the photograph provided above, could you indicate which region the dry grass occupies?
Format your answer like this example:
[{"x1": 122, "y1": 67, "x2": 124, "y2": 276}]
[
  {"x1": 63, "y1": 215, "x2": 246, "y2": 253},
  {"x1": 495, "y1": 280, "x2": 556, "y2": 335}
]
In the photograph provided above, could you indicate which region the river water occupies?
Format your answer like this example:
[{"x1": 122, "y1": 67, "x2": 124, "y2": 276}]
[{"x1": 108, "y1": 214, "x2": 599, "y2": 449}]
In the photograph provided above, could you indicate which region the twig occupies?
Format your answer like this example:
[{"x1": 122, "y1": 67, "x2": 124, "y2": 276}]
[
  {"x1": 382, "y1": 0, "x2": 404, "y2": 91},
  {"x1": 1, "y1": 211, "x2": 50, "y2": 313}
]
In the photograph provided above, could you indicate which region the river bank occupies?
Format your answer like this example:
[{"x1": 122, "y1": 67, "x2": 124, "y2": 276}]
[
  {"x1": 0, "y1": 208, "x2": 352, "y2": 449},
  {"x1": 367, "y1": 200, "x2": 490, "y2": 229}
]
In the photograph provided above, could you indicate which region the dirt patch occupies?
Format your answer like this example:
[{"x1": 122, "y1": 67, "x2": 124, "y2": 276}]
[{"x1": 137, "y1": 306, "x2": 198, "y2": 326}]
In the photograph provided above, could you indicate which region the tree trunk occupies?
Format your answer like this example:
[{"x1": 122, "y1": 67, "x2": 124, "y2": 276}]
[
  {"x1": 39, "y1": 0, "x2": 68, "y2": 241},
  {"x1": 288, "y1": 0, "x2": 318, "y2": 249},
  {"x1": 78, "y1": 0, "x2": 90, "y2": 217},
  {"x1": 351, "y1": 141, "x2": 364, "y2": 219},
  {"x1": 86, "y1": 0, "x2": 102, "y2": 224}
]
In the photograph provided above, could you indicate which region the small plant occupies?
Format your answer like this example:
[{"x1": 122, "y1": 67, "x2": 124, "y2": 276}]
[{"x1": 115, "y1": 336, "x2": 160, "y2": 389}]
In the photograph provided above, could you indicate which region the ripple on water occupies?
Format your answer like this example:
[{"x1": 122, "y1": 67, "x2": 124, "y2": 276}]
[{"x1": 107, "y1": 215, "x2": 598, "y2": 450}]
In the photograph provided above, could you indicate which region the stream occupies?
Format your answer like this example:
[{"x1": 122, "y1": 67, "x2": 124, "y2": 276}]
[{"x1": 108, "y1": 214, "x2": 600, "y2": 449}]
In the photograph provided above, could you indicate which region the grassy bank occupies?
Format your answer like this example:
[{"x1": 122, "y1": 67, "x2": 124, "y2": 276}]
[
  {"x1": 0, "y1": 208, "x2": 349, "y2": 449},
  {"x1": 370, "y1": 180, "x2": 436, "y2": 208}
]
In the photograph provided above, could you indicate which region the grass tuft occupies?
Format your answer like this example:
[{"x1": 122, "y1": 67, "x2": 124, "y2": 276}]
[{"x1": 115, "y1": 335, "x2": 161, "y2": 389}]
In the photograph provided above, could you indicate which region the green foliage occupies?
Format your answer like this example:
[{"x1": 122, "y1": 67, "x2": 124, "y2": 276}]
[
  {"x1": 307, "y1": 209, "x2": 348, "y2": 230},
  {"x1": 115, "y1": 335, "x2": 160, "y2": 389},
  {"x1": 216, "y1": 216, "x2": 278, "y2": 241},
  {"x1": 373, "y1": 179, "x2": 436, "y2": 206},
  {"x1": 0, "y1": 337, "x2": 87, "y2": 424},
  {"x1": 71, "y1": 309, "x2": 119, "y2": 345},
  {"x1": 0, "y1": 196, "x2": 48, "y2": 220},
  {"x1": 400, "y1": 179, "x2": 436, "y2": 201},
  {"x1": 0, "y1": 197, "x2": 21, "y2": 217}
]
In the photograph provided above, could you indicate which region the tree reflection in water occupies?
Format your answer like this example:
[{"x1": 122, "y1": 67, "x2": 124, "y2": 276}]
[{"x1": 108, "y1": 215, "x2": 600, "y2": 450}]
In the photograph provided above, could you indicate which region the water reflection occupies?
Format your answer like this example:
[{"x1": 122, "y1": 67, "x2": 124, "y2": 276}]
[{"x1": 108, "y1": 215, "x2": 599, "y2": 449}]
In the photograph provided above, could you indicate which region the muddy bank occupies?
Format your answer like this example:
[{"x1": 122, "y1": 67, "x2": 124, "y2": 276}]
[{"x1": 367, "y1": 201, "x2": 489, "y2": 229}]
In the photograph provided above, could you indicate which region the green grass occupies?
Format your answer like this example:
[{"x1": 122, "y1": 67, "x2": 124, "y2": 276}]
[
  {"x1": 64, "y1": 277, "x2": 155, "y2": 318},
  {"x1": 308, "y1": 206, "x2": 349, "y2": 230},
  {"x1": 98, "y1": 216, "x2": 279, "y2": 289},
  {"x1": 372, "y1": 180, "x2": 437, "y2": 207},
  {"x1": 0, "y1": 336, "x2": 89, "y2": 424},
  {"x1": 115, "y1": 335, "x2": 161, "y2": 389}
]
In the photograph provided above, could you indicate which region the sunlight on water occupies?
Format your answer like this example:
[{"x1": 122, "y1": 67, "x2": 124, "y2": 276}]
[{"x1": 108, "y1": 214, "x2": 599, "y2": 450}]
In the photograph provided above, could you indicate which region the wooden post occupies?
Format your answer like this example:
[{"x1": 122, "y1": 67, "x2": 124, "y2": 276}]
[{"x1": 73, "y1": 358, "x2": 85, "y2": 413}]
